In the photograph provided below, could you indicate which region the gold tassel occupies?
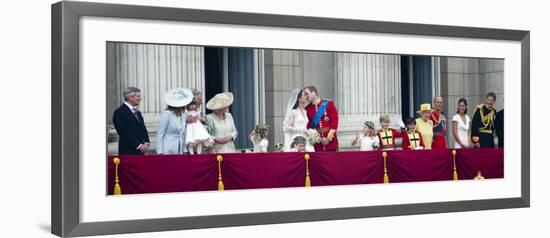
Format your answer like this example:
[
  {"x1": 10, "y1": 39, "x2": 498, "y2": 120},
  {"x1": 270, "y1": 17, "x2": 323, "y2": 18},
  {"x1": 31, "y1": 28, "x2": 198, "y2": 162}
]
[
  {"x1": 217, "y1": 155, "x2": 224, "y2": 191},
  {"x1": 452, "y1": 149, "x2": 458, "y2": 181},
  {"x1": 383, "y1": 152, "x2": 389, "y2": 184},
  {"x1": 305, "y1": 154, "x2": 311, "y2": 187},
  {"x1": 474, "y1": 170, "x2": 485, "y2": 180},
  {"x1": 113, "y1": 157, "x2": 121, "y2": 195}
]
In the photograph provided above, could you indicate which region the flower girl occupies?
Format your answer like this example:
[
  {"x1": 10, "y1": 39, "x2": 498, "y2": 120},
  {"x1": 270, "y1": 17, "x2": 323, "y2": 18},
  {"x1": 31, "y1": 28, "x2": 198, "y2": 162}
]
[
  {"x1": 249, "y1": 124, "x2": 269, "y2": 153},
  {"x1": 351, "y1": 121, "x2": 379, "y2": 151}
]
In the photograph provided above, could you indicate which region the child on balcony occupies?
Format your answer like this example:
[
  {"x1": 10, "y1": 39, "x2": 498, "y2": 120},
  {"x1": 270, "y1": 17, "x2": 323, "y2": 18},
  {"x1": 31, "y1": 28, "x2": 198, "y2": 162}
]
[
  {"x1": 290, "y1": 136, "x2": 307, "y2": 152},
  {"x1": 377, "y1": 114, "x2": 405, "y2": 150},
  {"x1": 402, "y1": 117, "x2": 425, "y2": 150},
  {"x1": 185, "y1": 100, "x2": 214, "y2": 154},
  {"x1": 351, "y1": 121, "x2": 379, "y2": 151},
  {"x1": 249, "y1": 124, "x2": 269, "y2": 152}
]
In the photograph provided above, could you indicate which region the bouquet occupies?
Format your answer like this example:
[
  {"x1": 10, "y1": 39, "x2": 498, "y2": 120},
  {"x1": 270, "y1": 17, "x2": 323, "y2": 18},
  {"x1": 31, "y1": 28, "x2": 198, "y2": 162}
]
[
  {"x1": 306, "y1": 129, "x2": 321, "y2": 145},
  {"x1": 272, "y1": 142, "x2": 284, "y2": 152}
]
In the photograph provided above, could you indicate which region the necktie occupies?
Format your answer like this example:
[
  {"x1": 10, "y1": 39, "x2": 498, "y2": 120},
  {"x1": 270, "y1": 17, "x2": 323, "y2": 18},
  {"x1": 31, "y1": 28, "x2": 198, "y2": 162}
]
[{"x1": 132, "y1": 108, "x2": 140, "y2": 122}]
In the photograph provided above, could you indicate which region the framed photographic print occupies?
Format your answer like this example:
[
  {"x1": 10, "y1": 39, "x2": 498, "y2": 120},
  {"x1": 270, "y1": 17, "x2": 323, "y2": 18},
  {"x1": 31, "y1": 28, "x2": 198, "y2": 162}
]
[{"x1": 52, "y1": 0, "x2": 530, "y2": 237}]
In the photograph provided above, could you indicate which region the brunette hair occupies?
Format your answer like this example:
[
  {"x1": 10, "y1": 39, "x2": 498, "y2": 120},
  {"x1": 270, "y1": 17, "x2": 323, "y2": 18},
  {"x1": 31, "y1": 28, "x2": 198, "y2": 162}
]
[
  {"x1": 457, "y1": 98, "x2": 468, "y2": 114},
  {"x1": 487, "y1": 92, "x2": 496, "y2": 100},
  {"x1": 166, "y1": 106, "x2": 185, "y2": 117},
  {"x1": 292, "y1": 90, "x2": 304, "y2": 110}
]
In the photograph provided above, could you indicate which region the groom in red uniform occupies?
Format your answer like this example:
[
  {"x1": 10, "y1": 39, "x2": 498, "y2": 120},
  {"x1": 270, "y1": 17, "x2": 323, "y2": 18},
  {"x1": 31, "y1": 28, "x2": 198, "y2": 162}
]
[{"x1": 304, "y1": 86, "x2": 339, "y2": 152}]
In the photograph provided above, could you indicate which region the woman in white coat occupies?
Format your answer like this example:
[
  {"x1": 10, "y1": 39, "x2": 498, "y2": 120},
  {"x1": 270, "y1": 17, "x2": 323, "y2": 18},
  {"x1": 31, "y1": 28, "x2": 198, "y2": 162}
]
[{"x1": 156, "y1": 88, "x2": 194, "y2": 155}]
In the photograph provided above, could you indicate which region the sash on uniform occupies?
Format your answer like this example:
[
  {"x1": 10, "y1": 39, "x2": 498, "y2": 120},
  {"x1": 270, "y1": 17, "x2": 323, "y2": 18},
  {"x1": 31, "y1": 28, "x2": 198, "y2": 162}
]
[{"x1": 312, "y1": 100, "x2": 329, "y2": 129}]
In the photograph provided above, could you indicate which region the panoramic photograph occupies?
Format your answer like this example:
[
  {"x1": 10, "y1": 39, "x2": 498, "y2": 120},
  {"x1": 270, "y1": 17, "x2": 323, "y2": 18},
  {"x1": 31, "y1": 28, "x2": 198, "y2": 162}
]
[{"x1": 105, "y1": 42, "x2": 504, "y2": 195}]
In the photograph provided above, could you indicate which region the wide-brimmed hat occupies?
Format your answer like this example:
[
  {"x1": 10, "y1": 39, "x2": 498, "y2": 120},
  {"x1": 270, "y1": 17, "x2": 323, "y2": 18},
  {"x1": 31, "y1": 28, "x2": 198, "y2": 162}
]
[
  {"x1": 206, "y1": 92, "x2": 234, "y2": 110},
  {"x1": 165, "y1": 87, "x2": 193, "y2": 107},
  {"x1": 416, "y1": 103, "x2": 434, "y2": 114}
]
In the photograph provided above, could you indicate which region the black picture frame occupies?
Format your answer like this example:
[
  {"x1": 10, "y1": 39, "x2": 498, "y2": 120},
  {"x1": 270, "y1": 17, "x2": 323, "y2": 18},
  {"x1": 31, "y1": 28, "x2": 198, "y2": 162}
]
[{"x1": 51, "y1": 1, "x2": 530, "y2": 237}]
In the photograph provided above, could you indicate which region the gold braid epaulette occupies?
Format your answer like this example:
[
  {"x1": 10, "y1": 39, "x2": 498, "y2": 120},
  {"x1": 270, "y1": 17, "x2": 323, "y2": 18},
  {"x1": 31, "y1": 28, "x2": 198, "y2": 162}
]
[{"x1": 477, "y1": 104, "x2": 495, "y2": 129}]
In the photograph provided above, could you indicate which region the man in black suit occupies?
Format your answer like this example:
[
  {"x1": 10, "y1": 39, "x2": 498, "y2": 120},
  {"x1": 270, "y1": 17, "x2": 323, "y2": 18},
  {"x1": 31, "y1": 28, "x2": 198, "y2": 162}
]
[
  {"x1": 495, "y1": 109, "x2": 504, "y2": 148},
  {"x1": 113, "y1": 87, "x2": 150, "y2": 155}
]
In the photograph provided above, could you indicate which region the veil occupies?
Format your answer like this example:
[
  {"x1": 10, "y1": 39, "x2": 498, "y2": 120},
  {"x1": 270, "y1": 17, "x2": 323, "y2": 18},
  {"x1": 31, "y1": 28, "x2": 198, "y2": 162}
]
[
  {"x1": 285, "y1": 88, "x2": 302, "y2": 120},
  {"x1": 283, "y1": 88, "x2": 302, "y2": 151}
]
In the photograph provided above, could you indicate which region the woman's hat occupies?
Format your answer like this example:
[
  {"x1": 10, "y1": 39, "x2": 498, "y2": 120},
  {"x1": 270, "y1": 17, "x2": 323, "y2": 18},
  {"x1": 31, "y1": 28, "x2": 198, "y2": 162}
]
[
  {"x1": 164, "y1": 87, "x2": 193, "y2": 107},
  {"x1": 416, "y1": 103, "x2": 433, "y2": 114},
  {"x1": 206, "y1": 92, "x2": 234, "y2": 110}
]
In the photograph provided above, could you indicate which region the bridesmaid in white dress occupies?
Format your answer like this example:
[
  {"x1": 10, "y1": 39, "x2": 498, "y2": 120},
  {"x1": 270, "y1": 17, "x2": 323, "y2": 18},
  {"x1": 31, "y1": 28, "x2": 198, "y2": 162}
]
[
  {"x1": 249, "y1": 124, "x2": 269, "y2": 152},
  {"x1": 185, "y1": 100, "x2": 214, "y2": 154},
  {"x1": 283, "y1": 89, "x2": 315, "y2": 152},
  {"x1": 452, "y1": 98, "x2": 471, "y2": 148}
]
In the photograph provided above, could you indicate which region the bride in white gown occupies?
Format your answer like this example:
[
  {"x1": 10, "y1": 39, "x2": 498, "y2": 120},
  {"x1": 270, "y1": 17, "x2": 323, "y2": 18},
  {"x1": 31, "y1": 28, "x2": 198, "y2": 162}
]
[{"x1": 283, "y1": 88, "x2": 315, "y2": 152}]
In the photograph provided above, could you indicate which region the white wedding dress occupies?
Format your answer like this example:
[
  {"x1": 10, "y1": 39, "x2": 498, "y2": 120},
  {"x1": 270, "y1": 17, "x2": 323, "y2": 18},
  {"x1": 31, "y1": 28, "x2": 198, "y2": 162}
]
[{"x1": 283, "y1": 108, "x2": 315, "y2": 152}]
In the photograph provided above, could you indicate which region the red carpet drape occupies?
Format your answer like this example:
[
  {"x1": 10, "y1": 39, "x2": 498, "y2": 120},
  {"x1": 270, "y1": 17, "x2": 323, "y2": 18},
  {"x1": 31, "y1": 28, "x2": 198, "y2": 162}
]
[{"x1": 107, "y1": 148, "x2": 503, "y2": 195}]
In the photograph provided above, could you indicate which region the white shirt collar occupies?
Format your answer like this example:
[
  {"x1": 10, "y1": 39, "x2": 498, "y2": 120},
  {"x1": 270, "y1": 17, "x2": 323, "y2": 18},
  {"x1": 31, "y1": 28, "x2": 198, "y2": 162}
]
[{"x1": 124, "y1": 102, "x2": 137, "y2": 111}]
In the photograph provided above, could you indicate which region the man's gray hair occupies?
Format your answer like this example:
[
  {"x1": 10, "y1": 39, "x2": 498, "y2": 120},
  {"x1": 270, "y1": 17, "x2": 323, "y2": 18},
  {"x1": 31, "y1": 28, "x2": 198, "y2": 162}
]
[
  {"x1": 433, "y1": 95, "x2": 443, "y2": 103},
  {"x1": 123, "y1": 87, "x2": 141, "y2": 101}
]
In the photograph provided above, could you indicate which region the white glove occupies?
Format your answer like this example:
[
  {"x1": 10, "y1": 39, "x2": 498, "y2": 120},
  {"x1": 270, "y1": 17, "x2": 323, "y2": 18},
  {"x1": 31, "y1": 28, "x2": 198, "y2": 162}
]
[{"x1": 398, "y1": 118, "x2": 405, "y2": 129}]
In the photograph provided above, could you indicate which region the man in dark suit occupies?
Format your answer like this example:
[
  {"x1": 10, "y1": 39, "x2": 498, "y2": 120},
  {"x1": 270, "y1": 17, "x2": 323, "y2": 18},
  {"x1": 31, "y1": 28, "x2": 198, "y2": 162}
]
[
  {"x1": 495, "y1": 109, "x2": 504, "y2": 148},
  {"x1": 113, "y1": 87, "x2": 150, "y2": 155}
]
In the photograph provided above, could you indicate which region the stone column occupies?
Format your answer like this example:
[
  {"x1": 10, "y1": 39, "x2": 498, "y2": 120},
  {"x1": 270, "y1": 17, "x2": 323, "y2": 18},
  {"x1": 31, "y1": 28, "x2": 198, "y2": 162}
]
[{"x1": 335, "y1": 53, "x2": 402, "y2": 150}]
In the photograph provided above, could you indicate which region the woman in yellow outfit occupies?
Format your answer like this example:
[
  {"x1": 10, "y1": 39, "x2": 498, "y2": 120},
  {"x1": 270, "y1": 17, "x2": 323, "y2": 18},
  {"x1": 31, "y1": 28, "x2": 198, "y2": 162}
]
[{"x1": 415, "y1": 104, "x2": 434, "y2": 149}]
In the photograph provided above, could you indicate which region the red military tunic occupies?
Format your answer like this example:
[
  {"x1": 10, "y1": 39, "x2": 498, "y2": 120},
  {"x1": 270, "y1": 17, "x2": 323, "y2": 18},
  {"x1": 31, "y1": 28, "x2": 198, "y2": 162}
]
[
  {"x1": 429, "y1": 111, "x2": 448, "y2": 149},
  {"x1": 305, "y1": 98, "x2": 339, "y2": 151},
  {"x1": 402, "y1": 130, "x2": 425, "y2": 150},
  {"x1": 377, "y1": 128, "x2": 404, "y2": 150}
]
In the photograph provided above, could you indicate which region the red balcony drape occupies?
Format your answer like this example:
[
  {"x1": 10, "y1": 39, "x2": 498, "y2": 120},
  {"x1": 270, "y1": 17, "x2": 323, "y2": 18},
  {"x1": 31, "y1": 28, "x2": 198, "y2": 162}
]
[{"x1": 107, "y1": 148, "x2": 503, "y2": 195}]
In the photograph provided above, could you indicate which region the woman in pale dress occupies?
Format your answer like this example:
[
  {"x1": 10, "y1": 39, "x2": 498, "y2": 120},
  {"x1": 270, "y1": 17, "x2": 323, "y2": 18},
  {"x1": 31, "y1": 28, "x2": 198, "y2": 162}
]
[
  {"x1": 452, "y1": 98, "x2": 471, "y2": 148},
  {"x1": 283, "y1": 89, "x2": 315, "y2": 152},
  {"x1": 157, "y1": 88, "x2": 194, "y2": 155},
  {"x1": 206, "y1": 92, "x2": 238, "y2": 154}
]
